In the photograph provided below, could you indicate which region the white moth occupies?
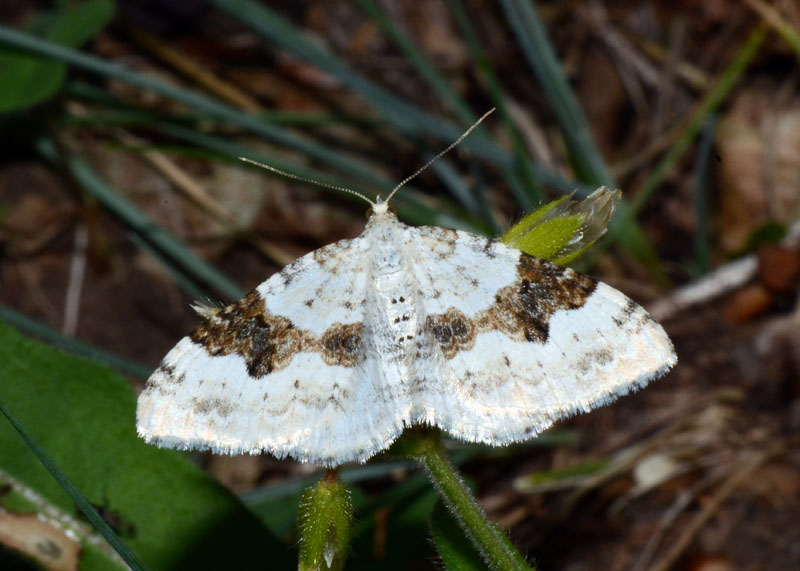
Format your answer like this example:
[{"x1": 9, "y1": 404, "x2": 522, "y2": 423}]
[{"x1": 137, "y1": 115, "x2": 676, "y2": 467}]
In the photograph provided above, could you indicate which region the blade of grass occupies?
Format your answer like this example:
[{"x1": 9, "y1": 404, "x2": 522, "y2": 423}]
[
  {"x1": 151, "y1": 121, "x2": 488, "y2": 232},
  {"x1": 692, "y1": 116, "x2": 717, "y2": 276},
  {"x1": 630, "y1": 25, "x2": 767, "y2": 215},
  {"x1": 356, "y1": 0, "x2": 511, "y2": 222},
  {"x1": 428, "y1": 156, "x2": 485, "y2": 223},
  {"x1": 209, "y1": 0, "x2": 662, "y2": 261},
  {"x1": 505, "y1": 165, "x2": 541, "y2": 213},
  {"x1": 126, "y1": 232, "x2": 209, "y2": 301},
  {"x1": 742, "y1": 0, "x2": 800, "y2": 59},
  {"x1": 0, "y1": 306, "x2": 152, "y2": 379},
  {"x1": 204, "y1": 1, "x2": 586, "y2": 193},
  {"x1": 209, "y1": 0, "x2": 457, "y2": 139},
  {"x1": 0, "y1": 25, "x2": 414, "y2": 194},
  {"x1": 64, "y1": 80, "x2": 488, "y2": 232},
  {"x1": 466, "y1": 158, "x2": 503, "y2": 235},
  {"x1": 356, "y1": 0, "x2": 474, "y2": 126},
  {"x1": 497, "y1": 0, "x2": 665, "y2": 270},
  {"x1": 447, "y1": 0, "x2": 544, "y2": 206},
  {"x1": 0, "y1": 23, "x2": 586, "y2": 197},
  {"x1": 1, "y1": 23, "x2": 650, "y2": 258},
  {"x1": 0, "y1": 396, "x2": 146, "y2": 571},
  {"x1": 35, "y1": 137, "x2": 246, "y2": 301},
  {"x1": 499, "y1": 0, "x2": 614, "y2": 187}
]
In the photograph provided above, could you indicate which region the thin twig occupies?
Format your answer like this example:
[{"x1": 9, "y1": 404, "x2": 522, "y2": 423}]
[
  {"x1": 62, "y1": 224, "x2": 88, "y2": 336},
  {"x1": 631, "y1": 465, "x2": 730, "y2": 571},
  {"x1": 125, "y1": 25, "x2": 263, "y2": 112},
  {"x1": 111, "y1": 128, "x2": 297, "y2": 267},
  {"x1": 648, "y1": 218, "x2": 800, "y2": 321},
  {"x1": 646, "y1": 443, "x2": 786, "y2": 571}
]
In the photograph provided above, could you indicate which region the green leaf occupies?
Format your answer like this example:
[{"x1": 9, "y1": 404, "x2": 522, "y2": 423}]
[
  {"x1": 498, "y1": 0, "x2": 613, "y2": 187},
  {"x1": 47, "y1": 0, "x2": 115, "y2": 48},
  {"x1": 0, "y1": 393, "x2": 146, "y2": 570},
  {"x1": 431, "y1": 501, "x2": 486, "y2": 571},
  {"x1": 512, "y1": 459, "x2": 609, "y2": 494},
  {"x1": 0, "y1": 305, "x2": 152, "y2": 379},
  {"x1": 0, "y1": 51, "x2": 65, "y2": 111},
  {"x1": 0, "y1": 0, "x2": 114, "y2": 111},
  {"x1": 0, "y1": 319, "x2": 291, "y2": 570}
]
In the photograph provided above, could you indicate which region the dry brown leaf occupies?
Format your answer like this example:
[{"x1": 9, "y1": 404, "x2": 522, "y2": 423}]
[
  {"x1": 0, "y1": 512, "x2": 81, "y2": 571},
  {"x1": 723, "y1": 284, "x2": 774, "y2": 323},
  {"x1": 717, "y1": 86, "x2": 800, "y2": 252}
]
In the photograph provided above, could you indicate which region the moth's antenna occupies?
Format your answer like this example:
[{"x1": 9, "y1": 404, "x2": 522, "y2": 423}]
[
  {"x1": 383, "y1": 108, "x2": 495, "y2": 206},
  {"x1": 239, "y1": 157, "x2": 375, "y2": 207}
]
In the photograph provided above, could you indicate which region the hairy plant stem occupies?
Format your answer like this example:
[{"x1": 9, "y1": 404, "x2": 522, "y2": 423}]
[{"x1": 395, "y1": 429, "x2": 534, "y2": 570}]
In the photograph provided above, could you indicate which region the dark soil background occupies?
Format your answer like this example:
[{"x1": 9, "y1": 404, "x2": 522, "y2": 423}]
[{"x1": 2, "y1": 1, "x2": 800, "y2": 570}]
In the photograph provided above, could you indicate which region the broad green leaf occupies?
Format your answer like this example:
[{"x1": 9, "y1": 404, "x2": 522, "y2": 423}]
[
  {"x1": 0, "y1": 320, "x2": 291, "y2": 570},
  {"x1": 47, "y1": 0, "x2": 115, "y2": 48},
  {"x1": 0, "y1": 52, "x2": 65, "y2": 111},
  {"x1": 0, "y1": 0, "x2": 114, "y2": 111}
]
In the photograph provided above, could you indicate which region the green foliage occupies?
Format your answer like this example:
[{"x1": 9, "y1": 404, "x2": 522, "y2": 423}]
[
  {"x1": 0, "y1": 0, "x2": 114, "y2": 111},
  {"x1": 739, "y1": 221, "x2": 788, "y2": 255},
  {"x1": 0, "y1": 320, "x2": 290, "y2": 570}
]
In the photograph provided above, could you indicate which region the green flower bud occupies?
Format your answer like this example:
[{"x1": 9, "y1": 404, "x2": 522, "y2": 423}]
[
  {"x1": 298, "y1": 471, "x2": 352, "y2": 571},
  {"x1": 502, "y1": 187, "x2": 619, "y2": 265}
]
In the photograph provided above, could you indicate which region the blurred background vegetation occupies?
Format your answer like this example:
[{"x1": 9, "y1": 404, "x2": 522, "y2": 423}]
[{"x1": 1, "y1": 1, "x2": 799, "y2": 570}]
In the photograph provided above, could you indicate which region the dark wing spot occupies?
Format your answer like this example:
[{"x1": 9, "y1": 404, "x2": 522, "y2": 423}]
[
  {"x1": 479, "y1": 254, "x2": 596, "y2": 344},
  {"x1": 320, "y1": 322, "x2": 364, "y2": 367},
  {"x1": 156, "y1": 362, "x2": 176, "y2": 378},
  {"x1": 483, "y1": 238, "x2": 497, "y2": 258},
  {"x1": 192, "y1": 397, "x2": 235, "y2": 417},
  {"x1": 426, "y1": 308, "x2": 477, "y2": 359},
  {"x1": 190, "y1": 291, "x2": 306, "y2": 377}
]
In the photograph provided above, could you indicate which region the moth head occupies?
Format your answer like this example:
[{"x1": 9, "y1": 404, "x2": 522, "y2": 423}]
[{"x1": 369, "y1": 199, "x2": 397, "y2": 217}]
